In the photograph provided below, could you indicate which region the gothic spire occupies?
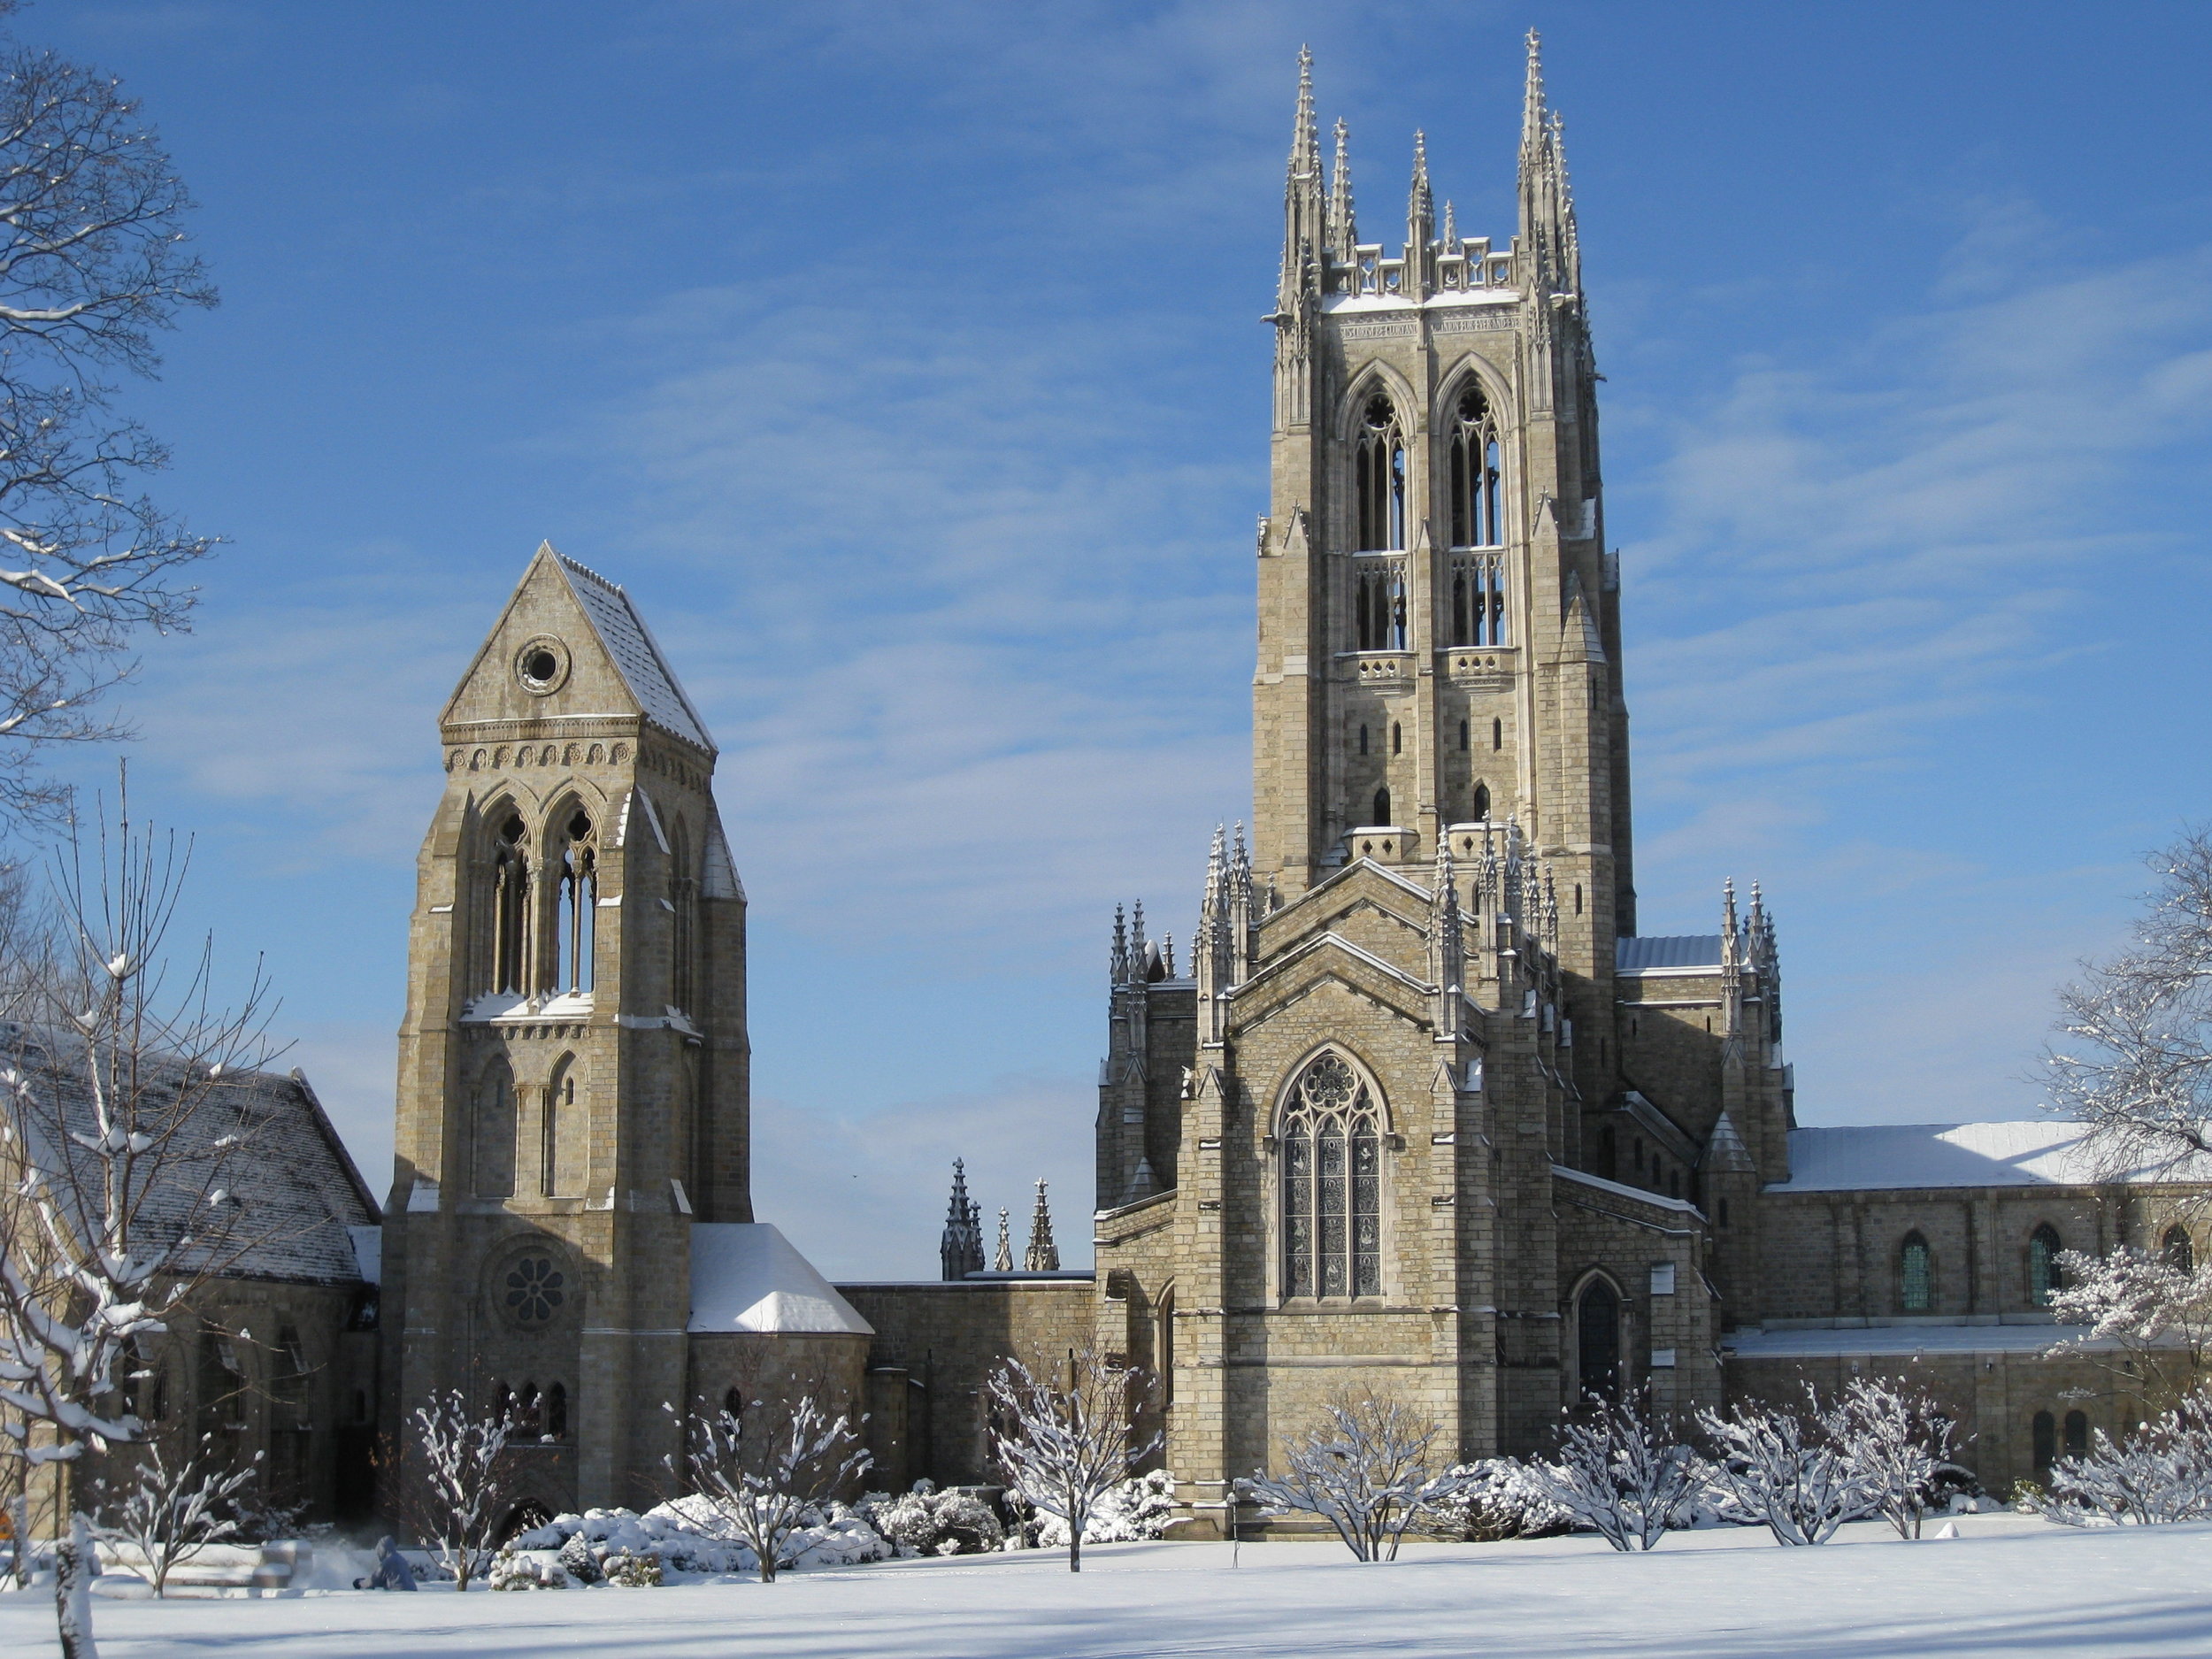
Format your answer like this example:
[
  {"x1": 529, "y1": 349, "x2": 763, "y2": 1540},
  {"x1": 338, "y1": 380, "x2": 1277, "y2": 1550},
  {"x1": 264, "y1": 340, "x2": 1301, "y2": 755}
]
[
  {"x1": 1289, "y1": 44, "x2": 1319, "y2": 179},
  {"x1": 939, "y1": 1159, "x2": 984, "y2": 1280},
  {"x1": 1519, "y1": 28, "x2": 1548, "y2": 166},
  {"x1": 1517, "y1": 28, "x2": 1575, "y2": 299},
  {"x1": 1024, "y1": 1179, "x2": 1060, "y2": 1272},
  {"x1": 994, "y1": 1206, "x2": 1012, "y2": 1272},
  {"x1": 1279, "y1": 46, "x2": 1325, "y2": 309},
  {"x1": 1407, "y1": 130, "x2": 1434, "y2": 300},
  {"x1": 1111, "y1": 902, "x2": 1129, "y2": 985},
  {"x1": 1328, "y1": 117, "x2": 1356, "y2": 257}
]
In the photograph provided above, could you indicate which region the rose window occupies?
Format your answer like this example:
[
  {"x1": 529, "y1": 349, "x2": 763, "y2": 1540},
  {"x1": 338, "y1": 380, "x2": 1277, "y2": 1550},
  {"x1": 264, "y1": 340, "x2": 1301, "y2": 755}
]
[{"x1": 503, "y1": 1256, "x2": 565, "y2": 1325}]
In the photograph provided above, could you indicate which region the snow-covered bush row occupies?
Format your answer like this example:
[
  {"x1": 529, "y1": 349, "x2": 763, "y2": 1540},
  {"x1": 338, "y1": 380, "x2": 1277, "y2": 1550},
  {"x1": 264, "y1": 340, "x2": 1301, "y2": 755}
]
[
  {"x1": 1526, "y1": 1395, "x2": 1703, "y2": 1551},
  {"x1": 2034, "y1": 1394, "x2": 2212, "y2": 1526},
  {"x1": 1025, "y1": 1471, "x2": 1180, "y2": 1547},
  {"x1": 857, "y1": 1483, "x2": 1003, "y2": 1556},
  {"x1": 499, "y1": 1498, "x2": 890, "y2": 1583}
]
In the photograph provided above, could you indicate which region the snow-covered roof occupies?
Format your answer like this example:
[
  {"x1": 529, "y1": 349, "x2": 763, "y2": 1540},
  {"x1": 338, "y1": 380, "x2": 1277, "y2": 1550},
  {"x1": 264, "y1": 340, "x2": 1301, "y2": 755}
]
[
  {"x1": 1724, "y1": 1323, "x2": 2112, "y2": 1359},
  {"x1": 2, "y1": 1026, "x2": 380, "y2": 1286},
  {"x1": 688, "y1": 1224, "x2": 873, "y2": 1336},
  {"x1": 555, "y1": 552, "x2": 715, "y2": 754},
  {"x1": 1774, "y1": 1122, "x2": 2212, "y2": 1193},
  {"x1": 1616, "y1": 935, "x2": 1723, "y2": 974}
]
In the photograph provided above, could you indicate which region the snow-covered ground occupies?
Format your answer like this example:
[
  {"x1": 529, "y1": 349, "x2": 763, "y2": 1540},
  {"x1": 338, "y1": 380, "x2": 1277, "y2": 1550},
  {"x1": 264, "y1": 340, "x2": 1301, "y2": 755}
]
[{"x1": 7, "y1": 1513, "x2": 2212, "y2": 1657}]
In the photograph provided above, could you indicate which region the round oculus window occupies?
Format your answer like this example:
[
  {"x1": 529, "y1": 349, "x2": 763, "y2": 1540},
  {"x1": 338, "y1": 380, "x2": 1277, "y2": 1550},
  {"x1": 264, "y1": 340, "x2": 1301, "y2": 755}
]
[
  {"x1": 515, "y1": 637, "x2": 571, "y2": 695},
  {"x1": 503, "y1": 1255, "x2": 565, "y2": 1325}
]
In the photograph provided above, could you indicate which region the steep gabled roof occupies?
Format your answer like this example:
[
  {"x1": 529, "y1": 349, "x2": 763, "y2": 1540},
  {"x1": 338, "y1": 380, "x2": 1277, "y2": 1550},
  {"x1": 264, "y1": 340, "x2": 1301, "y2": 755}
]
[
  {"x1": 551, "y1": 551, "x2": 715, "y2": 753},
  {"x1": 688, "y1": 1224, "x2": 873, "y2": 1335}
]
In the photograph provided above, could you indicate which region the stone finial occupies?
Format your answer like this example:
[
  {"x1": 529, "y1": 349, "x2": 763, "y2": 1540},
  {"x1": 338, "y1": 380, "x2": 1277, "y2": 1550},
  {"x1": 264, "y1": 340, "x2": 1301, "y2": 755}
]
[
  {"x1": 994, "y1": 1207, "x2": 1012, "y2": 1272},
  {"x1": 1329, "y1": 117, "x2": 1356, "y2": 252}
]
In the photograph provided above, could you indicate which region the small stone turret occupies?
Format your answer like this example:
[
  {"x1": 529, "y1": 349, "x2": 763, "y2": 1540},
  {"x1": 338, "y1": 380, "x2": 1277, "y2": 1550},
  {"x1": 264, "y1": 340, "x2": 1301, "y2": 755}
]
[
  {"x1": 939, "y1": 1159, "x2": 984, "y2": 1281},
  {"x1": 1024, "y1": 1179, "x2": 1060, "y2": 1272}
]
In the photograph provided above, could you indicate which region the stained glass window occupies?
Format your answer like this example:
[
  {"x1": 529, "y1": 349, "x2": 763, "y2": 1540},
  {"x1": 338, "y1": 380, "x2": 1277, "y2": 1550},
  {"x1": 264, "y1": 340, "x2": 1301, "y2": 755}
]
[{"x1": 1281, "y1": 1052, "x2": 1384, "y2": 1300}]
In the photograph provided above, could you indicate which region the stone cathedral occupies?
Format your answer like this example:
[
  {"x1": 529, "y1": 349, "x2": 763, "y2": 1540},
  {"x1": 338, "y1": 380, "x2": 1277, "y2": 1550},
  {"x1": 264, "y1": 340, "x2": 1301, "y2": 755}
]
[{"x1": 332, "y1": 37, "x2": 2209, "y2": 1536}]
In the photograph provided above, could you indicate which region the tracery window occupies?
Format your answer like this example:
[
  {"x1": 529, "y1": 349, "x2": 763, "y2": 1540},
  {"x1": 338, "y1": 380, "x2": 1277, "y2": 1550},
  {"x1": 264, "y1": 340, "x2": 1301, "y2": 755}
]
[
  {"x1": 554, "y1": 809, "x2": 597, "y2": 995},
  {"x1": 491, "y1": 811, "x2": 529, "y2": 995},
  {"x1": 2164, "y1": 1225, "x2": 2193, "y2": 1274},
  {"x1": 1354, "y1": 394, "x2": 1405, "y2": 552},
  {"x1": 2029, "y1": 1224, "x2": 2063, "y2": 1307},
  {"x1": 1353, "y1": 558, "x2": 1408, "y2": 650},
  {"x1": 1448, "y1": 553, "x2": 1509, "y2": 648},
  {"x1": 1448, "y1": 384, "x2": 1502, "y2": 549},
  {"x1": 1280, "y1": 1052, "x2": 1382, "y2": 1299},
  {"x1": 1900, "y1": 1233, "x2": 1932, "y2": 1312}
]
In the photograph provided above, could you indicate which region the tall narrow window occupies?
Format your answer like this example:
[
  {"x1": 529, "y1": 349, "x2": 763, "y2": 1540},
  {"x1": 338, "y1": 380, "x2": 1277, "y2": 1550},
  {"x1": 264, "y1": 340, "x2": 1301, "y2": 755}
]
[
  {"x1": 1577, "y1": 1279, "x2": 1621, "y2": 1402},
  {"x1": 1471, "y1": 782, "x2": 1490, "y2": 821},
  {"x1": 1448, "y1": 384, "x2": 1502, "y2": 549},
  {"x1": 1458, "y1": 719, "x2": 1469, "y2": 751},
  {"x1": 2164, "y1": 1225, "x2": 2193, "y2": 1273},
  {"x1": 2063, "y1": 1409, "x2": 2087, "y2": 1456},
  {"x1": 1492, "y1": 717, "x2": 1503, "y2": 751},
  {"x1": 1391, "y1": 721, "x2": 1402, "y2": 756},
  {"x1": 546, "y1": 1381, "x2": 569, "y2": 1441},
  {"x1": 1355, "y1": 395, "x2": 1405, "y2": 551},
  {"x1": 1358, "y1": 725, "x2": 1369, "y2": 756},
  {"x1": 2032, "y1": 1409, "x2": 2055, "y2": 1471},
  {"x1": 1279, "y1": 1052, "x2": 1385, "y2": 1299},
  {"x1": 492, "y1": 813, "x2": 529, "y2": 995},
  {"x1": 1900, "y1": 1233, "x2": 1932, "y2": 1312},
  {"x1": 555, "y1": 809, "x2": 597, "y2": 995},
  {"x1": 1448, "y1": 553, "x2": 1507, "y2": 648},
  {"x1": 670, "y1": 820, "x2": 697, "y2": 1015},
  {"x1": 1354, "y1": 559, "x2": 1408, "y2": 650},
  {"x1": 1371, "y1": 787, "x2": 1391, "y2": 826},
  {"x1": 2029, "y1": 1224, "x2": 2063, "y2": 1306}
]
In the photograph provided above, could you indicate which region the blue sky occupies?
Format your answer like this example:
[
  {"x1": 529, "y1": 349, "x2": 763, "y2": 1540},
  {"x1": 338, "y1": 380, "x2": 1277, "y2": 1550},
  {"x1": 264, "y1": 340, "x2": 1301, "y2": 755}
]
[{"x1": 33, "y1": 1, "x2": 2212, "y2": 1277}]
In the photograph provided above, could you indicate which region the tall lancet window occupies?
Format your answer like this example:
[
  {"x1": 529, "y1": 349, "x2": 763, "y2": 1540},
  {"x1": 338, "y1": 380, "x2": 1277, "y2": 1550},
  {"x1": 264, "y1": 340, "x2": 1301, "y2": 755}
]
[
  {"x1": 1355, "y1": 560, "x2": 1408, "y2": 651},
  {"x1": 1280, "y1": 1051, "x2": 1383, "y2": 1299},
  {"x1": 491, "y1": 812, "x2": 529, "y2": 995},
  {"x1": 669, "y1": 819, "x2": 697, "y2": 1014},
  {"x1": 1448, "y1": 384, "x2": 1502, "y2": 549},
  {"x1": 555, "y1": 809, "x2": 597, "y2": 995},
  {"x1": 1354, "y1": 395, "x2": 1405, "y2": 552}
]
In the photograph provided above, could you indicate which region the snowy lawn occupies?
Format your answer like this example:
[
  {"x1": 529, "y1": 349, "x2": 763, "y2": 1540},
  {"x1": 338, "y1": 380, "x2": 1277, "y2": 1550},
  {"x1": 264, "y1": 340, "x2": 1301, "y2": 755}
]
[{"x1": 7, "y1": 1512, "x2": 2212, "y2": 1657}]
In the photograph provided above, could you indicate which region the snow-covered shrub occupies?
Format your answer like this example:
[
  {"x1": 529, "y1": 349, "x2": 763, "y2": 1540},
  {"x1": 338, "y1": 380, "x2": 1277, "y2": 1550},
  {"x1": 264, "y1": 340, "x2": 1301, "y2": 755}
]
[
  {"x1": 487, "y1": 1547, "x2": 567, "y2": 1590},
  {"x1": 2034, "y1": 1394, "x2": 2212, "y2": 1526},
  {"x1": 602, "y1": 1548, "x2": 662, "y2": 1587},
  {"x1": 1238, "y1": 1392, "x2": 1478, "y2": 1562},
  {"x1": 863, "y1": 1485, "x2": 1003, "y2": 1556},
  {"x1": 1832, "y1": 1378, "x2": 1969, "y2": 1540},
  {"x1": 1427, "y1": 1459, "x2": 1574, "y2": 1541},
  {"x1": 1028, "y1": 1471, "x2": 1179, "y2": 1547},
  {"x1": 989, "y1": 1350, "x2": 1160, "y2": 1573},
  {"x1": 556, "y1": 1532, "x2": 601, "y2": 1585},
  {"x1": 664, "y1": 1390, "x2": 870, "y2": 1583},
  {"x1": 1697, "y1": 1390, "x2": 1879, "y2": 1546},
  {"x1": 1525, "y1": 1395, "x2": 1702, "y2": 1551}
]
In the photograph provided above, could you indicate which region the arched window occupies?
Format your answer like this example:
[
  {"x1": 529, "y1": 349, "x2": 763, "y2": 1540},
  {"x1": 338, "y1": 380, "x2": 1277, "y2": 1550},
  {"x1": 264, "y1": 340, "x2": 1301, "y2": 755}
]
[
  {"x1": 1280, "y1": 1052, "x2": 1383, "y2": 1299},
  {"x1": 472, "y1": 1059, "x2": 517, "y2": 1199},
  {"x1": 2032, "y1": 1409, "x2": 2055, "y2": 1471},
  {"x1": 2063, "y1": 1409, "x2": 2087, "y2": 1456},
  {"x1": 670, "y1": 819, "x2": 697, "y2": 1015},
  {"x1": 1492, "y1": 717, "x2": 1502, "y2": 751},
  {"x1": 1471, "y1": 781, "x2": 1490, "y2": 821},
  {"x1": 1371, "y1": 787, "x2": 1392, "y2": 826},
  {"x1": 1357, "y1": 725, "x2": 1369, "y2": 756},
  {"x1": 1900, "y1": 1233, "x2": 1932, "y2": 1312},
  {"x1": 1577, "y1": 1278, "x2": 1621, "y2": 1402},
  {"x1": 1355, "y1": 394, "x2": 1405, "y2": 551},
  {"x1": 2164, "y1": 1226, "x2": 2193, "y2": 1274},
  {"x1": 554, "y1": 808, "x2": 597, "y2": 995},
  {"x1": 722, "y1": 1386, "x2": 744, "y2": 1422},
  {"x1": 491, "y1": 811, "x2": 529, "y2": 995},
  {"x1": 2029, "y1": 1224, "x2": 2063, "y2": 1306},
  {"x1": 1458, "y1": 719, "x2": 1470, "y2": 752},
  {"x1": 546, "y1": 1381, "x2": 568, "y2": 1441},
  {"x1": 1390, "y1": 721, "x2": 1402, "y2": 756},
  {"x1": 1448, "y1": 384, "x2": 1502, "y2": 549},
  {"x1": 542, "y1": 1055, "x2": 586, "y2": 1198}
]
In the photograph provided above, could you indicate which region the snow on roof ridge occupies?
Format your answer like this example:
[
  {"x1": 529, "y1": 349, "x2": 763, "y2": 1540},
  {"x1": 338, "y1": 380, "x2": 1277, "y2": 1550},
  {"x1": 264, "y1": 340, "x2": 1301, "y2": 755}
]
[
  {"x1": 1776, "y1": 1119, "x2": 2212, "y2": 1192},
  {"x1": 548, "y1": 551, "x2": 717, "y2": 755},
  {"x1": 688, "y1": 1222, "x2": 872, "y2": 1336}
]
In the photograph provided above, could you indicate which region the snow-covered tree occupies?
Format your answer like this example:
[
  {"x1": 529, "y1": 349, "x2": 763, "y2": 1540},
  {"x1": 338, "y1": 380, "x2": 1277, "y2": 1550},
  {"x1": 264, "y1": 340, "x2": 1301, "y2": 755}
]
[
  {"x1": 2044, "y1": 826, "x2": 2212, "y2": 1180},
  {"x1": 90, "y1": 1432, "x2": 257, "y2": 1595},
  {"x1": 0, "y1": 8, "x2": 221, "y2": 831},
  {"x1": 1832, "y1": 1378, "x2": 1966, "y2": 1540},
  {"x1": 1525, "y1": 1393, "x2": 1701, "y2": 1551},
  {"x1": 2046, "y1": 1245, "x2": 2212, "y2": 1411},
  {"x1": 2035, "y1": 1392, "x2": 2212, "y2": 1526},
  {"x1": 0, "y1": 788, "x2": 274, "y2": 1657},
  {"x1": 1697, "y1": 1390, "x2": 1879, "y2": 1546},
  {"x1": 666, "y1": 1386, "x2": 869, "y2": 1583},
  {"x1": 404, "y1": 1387, "x2": 523, "y2": 1590},
  {"x1": 988, "y1": 1349, "x2": 1157, "y2": 1572},
  {"x1": 1236, "y1": 1390, "x2": 1474, "y2": 1563}
]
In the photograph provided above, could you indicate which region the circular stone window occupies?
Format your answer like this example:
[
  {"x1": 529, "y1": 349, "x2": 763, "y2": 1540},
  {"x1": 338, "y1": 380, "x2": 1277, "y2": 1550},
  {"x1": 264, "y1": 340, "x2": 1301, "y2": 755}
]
[
  {"x1": 515, "y1": 636, "x2": 571, "y2": 695},
  {"x1": 502, "y1": 1255, "x2": 566, "y2": 1325}
]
